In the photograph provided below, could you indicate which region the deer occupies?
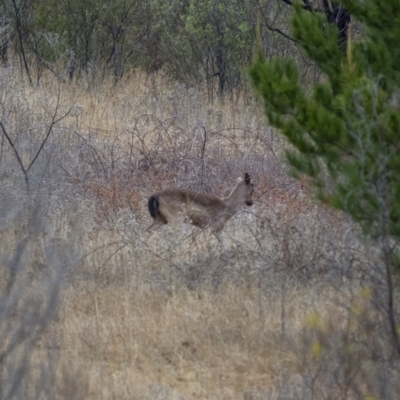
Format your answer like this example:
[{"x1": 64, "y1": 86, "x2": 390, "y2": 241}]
[{"x1": 146, "y1": 173, "x2": 254, "y2": 251}]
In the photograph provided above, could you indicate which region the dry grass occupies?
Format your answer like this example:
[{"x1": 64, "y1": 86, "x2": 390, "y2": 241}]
[{"x1": 0, "y1": 69, "x2": 399, "y2": 399}]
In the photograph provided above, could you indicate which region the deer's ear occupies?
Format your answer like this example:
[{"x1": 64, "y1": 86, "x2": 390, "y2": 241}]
[{"x1": 244, "y1": 172, "x2": 251, "y2": 185}]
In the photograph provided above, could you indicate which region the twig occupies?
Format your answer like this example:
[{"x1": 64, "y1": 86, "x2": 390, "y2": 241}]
[
  {"x1": 1, "y1": 86, "x2": 77, "y2": 192},
  {"x1": 280, "y1": 0, "x2": 317, "y2": 12},
  {"x1": 201, "y1": 126, "x2": 207, "y2": 190},
  {"x1": 0, "y1": 121, "x2": 29, "y2": 189}
]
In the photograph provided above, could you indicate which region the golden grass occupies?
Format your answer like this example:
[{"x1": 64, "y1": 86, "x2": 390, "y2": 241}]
[{"x1": 37, "y1": 277, "x2": 340, "y2": 399}]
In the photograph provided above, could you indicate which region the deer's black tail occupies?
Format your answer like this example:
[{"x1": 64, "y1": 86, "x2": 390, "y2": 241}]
[{"x1": 148, "y1": 195, "x2": 159, "y2": 219}]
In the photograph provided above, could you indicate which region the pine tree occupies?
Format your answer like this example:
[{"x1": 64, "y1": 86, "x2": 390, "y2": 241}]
[{"x1": 248, "y1": 0, "x2": 400, "y2": 356}]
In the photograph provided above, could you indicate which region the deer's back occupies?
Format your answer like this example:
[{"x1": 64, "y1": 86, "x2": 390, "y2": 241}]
[{"x1": 156, "y1": 188, "x2": 225, "y2": 227}]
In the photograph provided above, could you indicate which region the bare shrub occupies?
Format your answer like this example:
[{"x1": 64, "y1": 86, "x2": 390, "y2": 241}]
[{"x1": 0, "y1": 72, "x2": 86, "y2": 399}]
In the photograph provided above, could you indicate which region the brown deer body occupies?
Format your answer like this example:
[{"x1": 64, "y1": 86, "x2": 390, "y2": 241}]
[{"x1": 146, "y1": 173, "x2": 254, "y2": 251}]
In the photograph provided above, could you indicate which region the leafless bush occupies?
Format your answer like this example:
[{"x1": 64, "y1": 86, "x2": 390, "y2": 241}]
[
  {"x1": 66, "y1": 113, "x2": 284, "y2": 223},
  {"x1": 0, "y1": 73, "x2": 85, "y2": 398}
]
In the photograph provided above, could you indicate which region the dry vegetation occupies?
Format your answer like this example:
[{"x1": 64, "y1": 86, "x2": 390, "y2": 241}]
[{"x1": 0, "y1": 68, "x2": 399, "y2": 399}]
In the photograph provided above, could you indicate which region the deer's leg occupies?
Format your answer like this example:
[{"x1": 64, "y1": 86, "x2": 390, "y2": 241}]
[
  {"x1": 213, "y1": 231, "x2": 227, "y2": 252},
  {"x1": 146, "y1": 217, "x2": 165, "y2": 233}
]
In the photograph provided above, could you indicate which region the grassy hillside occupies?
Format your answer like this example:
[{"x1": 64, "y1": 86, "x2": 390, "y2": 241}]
[{"x1": 0, "y1": 70, "x2": 398, "y2": 399}]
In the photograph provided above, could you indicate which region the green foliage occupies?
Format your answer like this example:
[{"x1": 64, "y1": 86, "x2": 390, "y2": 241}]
[
  {"x1": 183, "y1": 0, "x2": 255, "y2": 93},
  {"x1": 1, "y1": 0, "x2": 145, "y2": 80},
  {"x1": 142, "y1": 0, "x2": 255, "y2": 93},
  {"x1": 0, "y1": 0, "x2": 320, "y2": 93},
  {"x1": 0, "y1": 0, "x2": 263, "y2": 92},
  {"x1": 249, "y1": 2, "x2": 400, "y2": 357},
  {"x1": 248, "y1": 1, "x2": 400, "y2": 241}
]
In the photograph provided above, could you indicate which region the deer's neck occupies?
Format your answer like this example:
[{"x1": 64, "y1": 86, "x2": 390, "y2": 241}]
[{"x1": 222, "y1": 182, "x2": 245, "y2": 211}]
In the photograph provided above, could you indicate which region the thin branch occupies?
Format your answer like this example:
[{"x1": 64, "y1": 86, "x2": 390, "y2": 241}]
[
  {"x1": 200, "y1": 126, "x2": 207, "y2": 190},
  {"x1": 321, "y1": 0, "x2": 331, "y2": 14},
  {"x1": 279, "y1": 0, "x2": 317, "y2": 12},
  {"x1": 0, "y1": 121, "x2": 28, "y2": 186},
  {"x1": 302, "y1": 0, "x2": 313, "y2": 10},
  {"x1": 0, "y1": 86, "x2": 77, "y2": 193},
  {"x1": 280, "y1": 0, "x2": 294, "y2": 5},
  {"x1": 26, "y1": 93, "x2": 61, "y2": 172},
  {"x1": 201, "y1": 126, "x2": 207, "y2": 160},
  {"x1": 261, "y1": 22, "x2": 297, "y2": 43},
  {"x1": 11, "y1": 0, "x2": 32, "y2": 85},
  {"x1": 26, "y1": 88, "x2": 77, "y2": 173},
  {"x1": 253, "y1": 1, "x2": 297, "y2": 43}
]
